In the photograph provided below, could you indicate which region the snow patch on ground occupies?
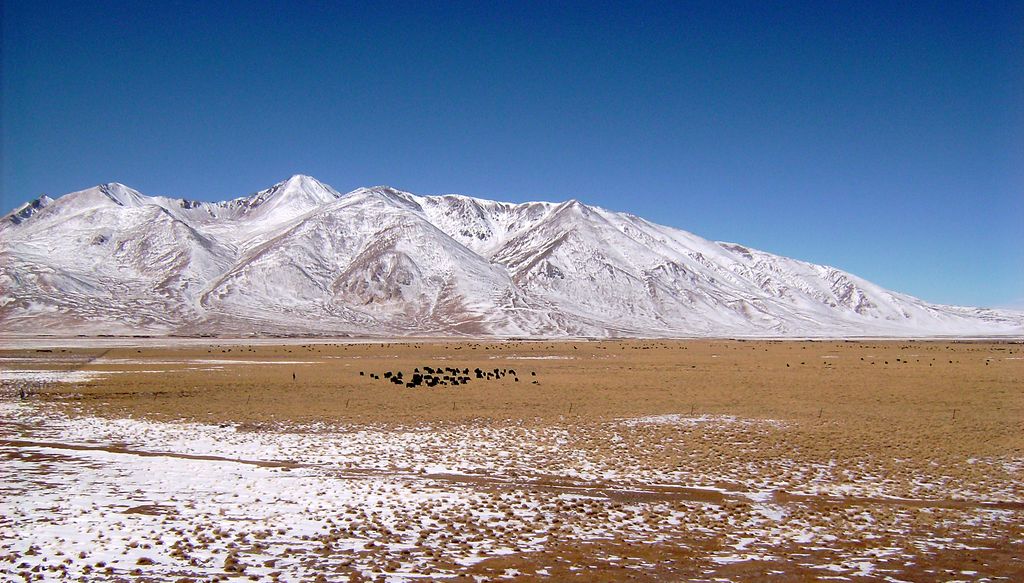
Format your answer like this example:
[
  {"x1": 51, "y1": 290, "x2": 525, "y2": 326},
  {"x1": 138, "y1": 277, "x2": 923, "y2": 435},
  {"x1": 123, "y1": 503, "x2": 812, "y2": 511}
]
[{"x1": 0, "y1": 370, "x2": 106, "y2": 383}]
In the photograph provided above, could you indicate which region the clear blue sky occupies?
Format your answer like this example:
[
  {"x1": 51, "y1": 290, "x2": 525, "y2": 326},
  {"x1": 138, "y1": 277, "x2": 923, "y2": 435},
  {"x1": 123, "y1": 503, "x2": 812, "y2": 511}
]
[{"x1": 3, "y1": 1, "x2": 1021, "y2": 308}]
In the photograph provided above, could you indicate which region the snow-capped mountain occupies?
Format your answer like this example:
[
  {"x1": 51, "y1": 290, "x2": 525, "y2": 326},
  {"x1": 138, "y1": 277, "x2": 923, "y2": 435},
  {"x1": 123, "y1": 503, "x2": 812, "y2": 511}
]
[{"x1": 2, "y1": 175, "x2": 1021, "y2": 337}]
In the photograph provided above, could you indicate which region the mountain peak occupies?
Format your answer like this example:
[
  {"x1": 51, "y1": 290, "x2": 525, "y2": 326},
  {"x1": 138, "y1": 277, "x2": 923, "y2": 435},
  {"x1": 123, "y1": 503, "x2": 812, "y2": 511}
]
[
  {"x1": 360, "y1": 185, "x2": 408, "y2": 195},
  {"x1": 344, "y1": 185, "x2": 422, "y2": 211},
  {"x1": 280, "y1": 174, "x2": 325, "y2": 189},
  {"x1": 97, "y1": 182, "x2": 145, "y2": 205},
  {"x1": 235, "y1": 174, "x2": 341, "y2": 214},
  {"x1": 272, "y1": 174, "x2": 338, "y2": 198},
  {"x1": 5, "y1": 194, "x2": 54, "y2": 225}
]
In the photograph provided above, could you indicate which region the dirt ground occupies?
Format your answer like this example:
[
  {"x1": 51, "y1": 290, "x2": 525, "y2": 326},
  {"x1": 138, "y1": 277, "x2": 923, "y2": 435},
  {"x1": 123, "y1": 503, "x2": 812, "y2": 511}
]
[{"x1": 2, "y1": 338, "x2": 1023, "y2": 581}]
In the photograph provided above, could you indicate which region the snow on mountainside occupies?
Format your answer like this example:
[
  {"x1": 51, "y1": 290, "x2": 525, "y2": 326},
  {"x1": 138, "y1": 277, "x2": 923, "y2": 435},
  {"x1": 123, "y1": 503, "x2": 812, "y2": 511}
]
[{"x1": 2, "y1": 175, "x2": 1021, "y2": 337}]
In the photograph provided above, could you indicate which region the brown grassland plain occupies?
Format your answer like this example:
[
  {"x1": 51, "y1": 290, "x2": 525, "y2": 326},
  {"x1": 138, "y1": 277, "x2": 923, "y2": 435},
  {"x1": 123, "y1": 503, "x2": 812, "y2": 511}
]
[
  {"x1": 2, "y1": 339, "x2": 1023, "y2": 581},
  {"x1": 22, "y1": 339, "x2": 1023, "y2": 429}
]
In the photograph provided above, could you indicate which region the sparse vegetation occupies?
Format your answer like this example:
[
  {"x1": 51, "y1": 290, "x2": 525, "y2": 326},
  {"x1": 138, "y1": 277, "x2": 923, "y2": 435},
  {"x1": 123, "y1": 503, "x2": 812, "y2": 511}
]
[{"x1": 0, "y1": 339, "x2": 1021, "y2": 580}]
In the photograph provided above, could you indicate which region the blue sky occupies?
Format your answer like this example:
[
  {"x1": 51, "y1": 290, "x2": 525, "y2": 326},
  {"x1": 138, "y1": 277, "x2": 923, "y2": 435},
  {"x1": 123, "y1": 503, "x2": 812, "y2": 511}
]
[{"x1": 3, "y1": 1, "x2": 1021, "y2": 308}]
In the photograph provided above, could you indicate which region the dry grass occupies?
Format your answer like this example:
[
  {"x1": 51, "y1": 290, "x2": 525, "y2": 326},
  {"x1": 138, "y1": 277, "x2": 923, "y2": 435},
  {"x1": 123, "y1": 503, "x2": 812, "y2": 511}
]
[{"x1": 14, "y1": 339, "x2": 1023, "y2": 459}]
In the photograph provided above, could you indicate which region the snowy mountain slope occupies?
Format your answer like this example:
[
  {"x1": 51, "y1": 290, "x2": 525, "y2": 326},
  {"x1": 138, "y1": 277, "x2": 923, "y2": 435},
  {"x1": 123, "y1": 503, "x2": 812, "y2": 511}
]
[
  {"x1": 197, "y1": 187, "x2": 559, "y2": 336},
  {"x1": 2, "y1": 175, "x2": 1021, "y2": 337},
  {"x1": 0, "y1": 183, "x2": 237, "y2": 334}
]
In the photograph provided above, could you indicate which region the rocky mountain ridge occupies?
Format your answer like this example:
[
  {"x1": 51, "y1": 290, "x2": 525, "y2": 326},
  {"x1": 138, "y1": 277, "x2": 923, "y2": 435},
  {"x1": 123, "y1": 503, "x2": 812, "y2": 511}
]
[{"x1": 2, "y1": 175, "x2": 1021, "y2": 337}]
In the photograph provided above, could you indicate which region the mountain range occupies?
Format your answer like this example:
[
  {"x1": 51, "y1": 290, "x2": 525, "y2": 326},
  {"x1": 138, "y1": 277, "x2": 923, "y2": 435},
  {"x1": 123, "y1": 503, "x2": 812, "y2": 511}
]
[{"x1": 2, "y1": 175, "x2": 1020, "y2": 338}]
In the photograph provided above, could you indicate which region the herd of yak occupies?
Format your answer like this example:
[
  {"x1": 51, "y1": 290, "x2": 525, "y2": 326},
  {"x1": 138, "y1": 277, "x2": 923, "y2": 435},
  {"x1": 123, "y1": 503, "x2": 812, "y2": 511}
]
[{"x1": 360, "y1": 366, "x2": 537, "y2": 388}]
